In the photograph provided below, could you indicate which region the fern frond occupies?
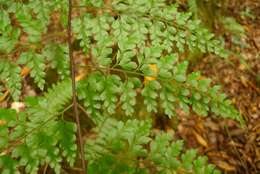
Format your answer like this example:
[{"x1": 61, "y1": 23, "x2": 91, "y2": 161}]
[
  {"x1": 120, "y1": 78, "x2": 140, "y2": 116},
  {"x1": 100, "y1": 75, "x2": 122, "y2": 114},
  {"x1": 43, "y1": 44, "x2": 70, "y2": 79},
  {"x1": 0, "y1": 109, "x2": 17, "y2": 150},
  {"x1": 85, "y1": 118, "x2": 151, "y2": 173},
  {"x1": 142, "y1": 80, "x2": 161, "y2": 113},
  {"x1": 0, "y1": 155, "x2": 19, "y2": 174},
  {"x1": 18, "y1": 51, "x2": 46, "y2": 90},
  {"x1": 55, "y1": 121, "x2": 77, "y2": 167},
  {"x1": 26, "y1": 79, "x2": 72, "y2": 125},
  {"x1": 0, "y1": 11, "x2": 21, "y2": 53},
  {"x1": 85, "y1": 118, "x2": 221, "y2": 174},
  {"x1": 0, "y1": 60, "x2": 22, "y2": 101},
  {"x1": 0, "y1": 80, "x2": 75, "y2": 174},
  {"x1": 77, "y1": 72, "x2": 104, "y2": 124}
]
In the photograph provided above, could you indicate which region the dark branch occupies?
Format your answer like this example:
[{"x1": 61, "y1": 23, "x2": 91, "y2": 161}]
[{"x1": 68, "y1": 0, "x2": 87, "y2": 173}]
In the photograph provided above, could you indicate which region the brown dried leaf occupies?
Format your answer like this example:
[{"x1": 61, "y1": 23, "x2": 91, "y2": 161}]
[
  {"x1": 213, "y1": 160, "x2": 236, "y2": 171},
  {"x1": 0, "y1": 90, "x2": 9, "y2": 102},
  {"x1": 207, "y1": 151, "x2": 230, "y2": 159},
  {"x1": 192, "y1": 130, "x2": 208, "y2": 147}
]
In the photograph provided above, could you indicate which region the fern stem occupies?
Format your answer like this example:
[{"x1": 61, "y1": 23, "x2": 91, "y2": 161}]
[{"x1": 68, "y1": 0, "x2": 87, "y2": 173}]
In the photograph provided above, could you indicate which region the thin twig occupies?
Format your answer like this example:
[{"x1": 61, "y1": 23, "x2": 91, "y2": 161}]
[
  {"x1": 43, "y1": 164, "x2": 48, "y2": 174},
  {"x1": 67, "y1": 0, "x2": 86, "y2": 173},
  {"x1": 77, "y1": 103, "x2": 89, "y2": 118}
]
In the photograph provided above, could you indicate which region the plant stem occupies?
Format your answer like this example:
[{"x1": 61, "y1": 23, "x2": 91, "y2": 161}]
[{"x1": 68, "y1": 0, "x2": 86, "y2": 173}]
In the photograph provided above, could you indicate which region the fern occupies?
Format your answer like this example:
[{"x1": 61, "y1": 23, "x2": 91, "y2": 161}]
[
  {"x1": 0, "y1": 109, "x2": 17, "y2": 150},
  {"x1": 18, "y1": 51, "x2": 46, "y2": 90},
  {"x1": 0, "y1": 0, "x2": 245, "y2": 173},
  {"x1": 0, "y1": 156, "x2": 19, "y2": 174},
  {"x1": 0, "y1": 60, "x2": 22, "y2": 101},
  {"x1": 100, "y1": 75, "x2": 122, "y2": 114},
  {"x1": 120, "y1": 78, "x2": 140, "y2": 116},
  {"x1": 0, "y1": 80, "x2": 76, "y2": 174},
  {"x1": 142, "y1": 80, "x2": 161, "y2": 113},
  {"x1": 15, "y1": 5, "x2": 47, "y2": 43},
  {"x1": 86, "y1": 118, "x2": 221, "y2": 174},
  {"x1": 26, "y1": 79, "x2": 72, "y2": 124},
  {"x1": 0, "y1": 10, "x2": 21, "y2": 53},
  {"x1": 77, "y1": 72, "x2": 104, "y2": 123},
  {"x1": 43, "y1": 43, "x2": 70, "y2": 79},
  {"x1": 85, "y1": 118, "x2": 151, "y2": 174},
  {"x1": 73, "y1": 0, "x2": 242, "y2": 122},
  {"x1": 55, "y1": 121, "x2": 77, "y2": 166}
]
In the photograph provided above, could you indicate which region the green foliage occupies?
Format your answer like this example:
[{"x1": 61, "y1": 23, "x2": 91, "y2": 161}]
[
  {"x1": 86, "y1": 118, "x2": 221, "y2": 174},
  {"x1": 0, "y1": 0, "x2": 245, "y2": 173},
  {"x1": 220, "y1": 17, "x2": 247, "y2": 48},
  {"x1": 120, "y1": 78, "x2": 140, "y2": 116},
  {"x1": 0, "y1": 109, "x2": 17, "y2": 149},
  {"x1": 187, "y1": 0, "x2": 227, "y2": 29},
  {"x1": 0, "y1": 11, "x2": 20, "y2": 53},
  {"x1": 77, "y1": 72, "x2": 104, "y2": 123},
  {"x1": 0, "y1": 156, "x2": 19, "y2": 174},
  {"x1": 0, "y1": 80, "x2": 76, "y2": 174},
  {"x1": 0, "y1": 0, "x2": 68, "y2": 97},
  {"x1": 221, "y1": 17, "x2": 245, "y2": 37},
  {"x1": 18, "y1": 51, "x2": 46, "y2": 90},
  {"x1": 187, "y1": 0, "x2": 248, "y2": 50},
  {"x1": 73, "y1": 0, "x2": 241, "y2": 122},
  {"x1": 74, "y1": 0, "x2": 229, "y2": 64},
  {"x1": 0, "y1": 60, "x2": 22, "y2": 101},
  {"x1": 43, "y1": 43, "x2": 70, "y2": 79},
  {"x1": 142, "y1": 80, "x2": 161, "y2": 113}
]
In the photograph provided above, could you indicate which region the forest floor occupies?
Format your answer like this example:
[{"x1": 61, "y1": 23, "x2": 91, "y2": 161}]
[{"x1": 175, "y1": 1, "x2": 260, "y2": 173}]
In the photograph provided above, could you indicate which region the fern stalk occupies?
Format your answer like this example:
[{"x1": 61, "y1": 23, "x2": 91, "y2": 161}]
[{"x1": 67, "y1": 0, "x2": 86, "y2": 172}]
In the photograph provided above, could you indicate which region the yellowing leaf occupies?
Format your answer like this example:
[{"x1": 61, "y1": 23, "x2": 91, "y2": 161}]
[
  {"x1": 76, "y1": 72, "x2": 87, "y2": 81},
  {"x1": 213, "y1": 160, "x2": 236, "y2": 171},
  {"x1": 20, "y1": 66, "x2": 30, "y2": 77},
  {"x1": 144, "y1": 64, "x2": 158, "y2": 83},
  {"x1": 0, "y1": 120, "x2": 7, "y2": 126}
]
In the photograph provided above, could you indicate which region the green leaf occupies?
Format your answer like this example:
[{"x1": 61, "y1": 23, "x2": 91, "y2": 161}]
[
  {"x1": 18, "y1": 51, "x2": 46, "y2": 90},
  {"x1": 142, "y1": 80, "x2": 161, "y2": 112},
  {"x1": 43, "y1": 44, "x2": 70, "y2": 79},
  {"x1": 15, "y1": 7, "x2": 46, "y2": 43},
  {"x1": 0, "y1": 60, "x2": 22, "y2": 100},
  {"x1": 118, "y1": 50, "x2": 137, "y2": 70},
  {"x1": 55, "y1": 121, "x2": 77, "y2": 166},
  {"x1": 120, "y1": 78, "x2": 139, "y2": 116},
  {"x1": 100, "y1": 75, "x2": 122, "y2": 114},
  {"x1": 160, "y1": 82, "x2": 176, "y2": 117},
  {"x1": 77, "y1": 72, "x2": 104, "y2": 124},
  {"x1": 0, "y1": 155, "x2": 19, "y2": 174},
  {"x1": 181, "y1": 149, "x2": 197, "y2": 170},
  {"x1": 174, "y1": 61, "x2": 188, "y2": 82}
]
